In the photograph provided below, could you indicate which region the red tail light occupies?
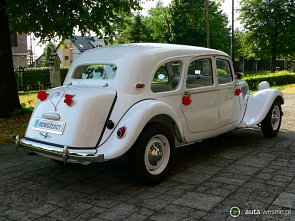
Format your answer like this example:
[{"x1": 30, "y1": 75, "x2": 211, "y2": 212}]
[{"x1": 117, "y1": 126, "x2": 127, "y2": 138}]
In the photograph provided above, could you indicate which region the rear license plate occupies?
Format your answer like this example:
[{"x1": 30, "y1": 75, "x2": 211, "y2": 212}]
[{"x1": 33, "y1": 118, "x2": 66, "y2": 134}]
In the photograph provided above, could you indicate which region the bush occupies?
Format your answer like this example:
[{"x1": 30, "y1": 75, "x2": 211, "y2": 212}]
[
  {"x1": 244, "y1": 71, "x2": 295, "y2": 90},
  {"x1": 15, "y1": 67, "x2": 69, "y2": 91},
  {"x1": 60, "y1": 67, "x2": 69, "y2": 83}
]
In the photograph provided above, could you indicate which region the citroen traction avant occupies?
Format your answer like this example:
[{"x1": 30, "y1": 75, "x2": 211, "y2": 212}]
[{"x1": 15, "y1": 43, "x2": 284, "y2": 184}]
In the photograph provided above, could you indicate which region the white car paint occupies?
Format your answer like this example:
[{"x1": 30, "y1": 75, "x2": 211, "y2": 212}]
[
  {"x1": 239, "y1": 88, "x2": 284, "y2": 127},
  {"x1": 19, "y1": 43, "x2": 284, "y2": 164}
]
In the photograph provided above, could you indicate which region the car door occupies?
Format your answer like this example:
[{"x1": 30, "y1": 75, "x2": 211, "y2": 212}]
[
  {"x1": 215, "y1": 57, "x2": 238, "y2": 127},
  {"x1": 181, "y1": 57, "x2": 219, "y2": 133}
]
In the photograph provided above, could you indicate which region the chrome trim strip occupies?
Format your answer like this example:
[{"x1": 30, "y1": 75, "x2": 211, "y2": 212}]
[
  {"x1": 19, "y1": 138, "x2": 104, "y2": 163},
  {"x1": 42, "y1": 112, "x2": 60, "y2": 120}
]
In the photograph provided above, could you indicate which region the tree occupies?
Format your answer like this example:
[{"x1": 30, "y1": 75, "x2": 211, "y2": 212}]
[
  {"x1": 240, "y1": 0, "x2": 295, "y2": 72},
  {"x1": 234, "y1": 30, "x2": 258, "y2": 60},
  {"x1": 130, "y1": 13, "x2": 144, "y2": 43},
  {"x1": 0, "y1": 1, "x2": 20, "y2": 117},
  {"x1": 0, "y1": 0, "x2": 140, "y2": 117},
  {"x1": 142, "y1": 1, "x2": 168, "y2": 43},
  {"x1": 115, "y1": 1, "x2": 168, "y2": 43},
  {"x1": 166, "y1": 0, "x2": 230, "y2": 52},
  {"x1": 43, "y1": 42, "x2": 57, "y2": 67},
  {"x1": 115, "y1": 13, "x2": 144, "y2": 43}
]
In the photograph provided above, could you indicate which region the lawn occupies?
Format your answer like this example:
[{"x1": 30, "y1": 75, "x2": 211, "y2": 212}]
[
  {"x1": 0, "y1": 92, "x2": 37, "y2": 145},
  {"x1": 19, "y1": 92, "x2": 38, "y2": 108},
  {"x1": 0, "y1": 86, "x2": 295, "y2": 146}
]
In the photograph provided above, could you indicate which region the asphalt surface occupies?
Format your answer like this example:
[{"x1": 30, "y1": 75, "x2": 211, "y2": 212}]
[{"x1": 0, "y1": 94, "x2": 295, "y2": 221}]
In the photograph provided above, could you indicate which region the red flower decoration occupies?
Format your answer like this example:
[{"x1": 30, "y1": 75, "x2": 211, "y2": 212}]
[
  {"x1": 64, "y1": 94, "x2": 75, "y2": 106},
  {"x1": 37, "y1": 90, "x2": 47, "y2": 101},
  {"x1": 235, "y1": 88, "x2": 242, "y2": 96},
  {"x1": 182, "y1": 95, "x2": 192, "y2": 106}
]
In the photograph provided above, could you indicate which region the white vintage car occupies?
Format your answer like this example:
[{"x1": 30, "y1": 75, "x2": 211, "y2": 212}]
[{"x1": 16, "y1": 43, "x2": 284, "y2": 184}]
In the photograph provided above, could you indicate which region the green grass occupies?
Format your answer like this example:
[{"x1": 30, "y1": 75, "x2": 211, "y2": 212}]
[
  {"x1": 243, "y1": 70, "x2": 294, "y2": 77},
  {"x1": 243, "y1": 71, "x2": 270, "y2": 77},
  {"x1": 272, "y1": 84, "x2": 295, "y2": 94},
  {"x1": 19, "y1": 92, "x2": 38, "y2": 108}
]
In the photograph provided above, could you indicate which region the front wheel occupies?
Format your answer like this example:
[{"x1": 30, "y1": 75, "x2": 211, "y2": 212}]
[
  {"x1": 130, "y1": 123, "x2": 175, "y2": 185},
  {"x1": 261, "y1": 100, "x2": 282, "y2": 137}
]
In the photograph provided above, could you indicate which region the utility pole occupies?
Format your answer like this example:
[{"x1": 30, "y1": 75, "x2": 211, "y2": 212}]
[
  {"x1": 29, "y1": 34, "x2": 33, "y2": 66},
  {"x1": 231, "y1": 0, "x2": 235, "y2": 61},
  {"x1": 205, "y1": 0, "x2": 210, "y2": 48}
]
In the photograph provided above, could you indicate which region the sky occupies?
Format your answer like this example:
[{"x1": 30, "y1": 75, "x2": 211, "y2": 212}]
[{"x1": 30, "y1": 0, "x2": 241, "y2": 58}]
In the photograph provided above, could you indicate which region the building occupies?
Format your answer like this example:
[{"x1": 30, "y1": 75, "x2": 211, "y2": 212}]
[
  {"x1": 31, "y1": 54, "x2": 45, "y2": 67},
  {"x1": 10, "y1": 34, "x2": 27, "y2": 69},
  {"x1": 56, "y1": 36, "x2": 105, "y2": 68}
]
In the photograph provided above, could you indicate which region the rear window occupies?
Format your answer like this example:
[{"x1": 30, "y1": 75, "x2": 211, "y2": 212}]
[{"x1": 72, "y1": 64, "x2": 117, "y2": 80}]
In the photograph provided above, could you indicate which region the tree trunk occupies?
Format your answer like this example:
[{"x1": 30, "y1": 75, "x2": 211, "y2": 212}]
[
  {"x1": 271, "y1": 53, "x2": 277, "y2": 73},
  {"x1": 0, "y1": 1, "x2": 21, "y2": 117}
]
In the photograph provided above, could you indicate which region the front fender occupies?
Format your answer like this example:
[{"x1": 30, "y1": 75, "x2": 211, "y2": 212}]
[
  {"x1": 239, "y1": 89, "x2": 284, "y2": 127},
  {"x1": 96, "y1": 99, "x2": 183, "y2": 160}
]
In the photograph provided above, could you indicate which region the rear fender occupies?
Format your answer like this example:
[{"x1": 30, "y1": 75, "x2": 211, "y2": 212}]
[
  {"x1": 239, "y1": 89, "x2": 284, "y2": 127},
  {"x1": 96, "y1": 99, "x2": 183, "y2": 160}
]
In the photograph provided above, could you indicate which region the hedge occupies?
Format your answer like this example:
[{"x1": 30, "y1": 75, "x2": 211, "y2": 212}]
[
  {"x1": 15, "y1": 67, "x2": 69, "y2": 91},
  {"x1": 15, "y1": 68, "x2": 295, "y2": 92},
  {"x1": 244, "y1": 71, "x2": 295, "y2": 90}
]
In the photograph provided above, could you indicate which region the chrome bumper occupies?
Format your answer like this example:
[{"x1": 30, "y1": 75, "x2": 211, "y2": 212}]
[{"x1": 14, "y1": 137, "x2": 104, "y2": 163}]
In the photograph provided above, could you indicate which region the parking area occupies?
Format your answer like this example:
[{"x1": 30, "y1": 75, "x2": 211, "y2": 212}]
[{"x1": 0, "y1": 94, "x2": 295, "y2": 221}]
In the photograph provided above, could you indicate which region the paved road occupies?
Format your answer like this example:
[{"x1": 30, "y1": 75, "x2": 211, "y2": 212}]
[{"x1": 1, "y1": 94, "x2": 295, "y2": 221}]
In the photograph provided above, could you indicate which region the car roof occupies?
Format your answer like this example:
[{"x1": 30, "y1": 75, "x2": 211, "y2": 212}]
[
  {"x1": 74, "y1": 43, "x2": 228, "y2": 64},
  {"x1": 66, "y1": 43, "x2": 230, "y2": 94}
]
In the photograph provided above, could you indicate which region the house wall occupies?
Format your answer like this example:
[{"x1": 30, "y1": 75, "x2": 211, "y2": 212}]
[
  {"x1": 63, "y1": 43, "x2": 72, "y2": 67},
  {"x1": 11, "y1": 34, "x2": 27, "y2": 68},
  {"x1": 56, "y1": 46, "x2": 64, "y2": 68},
  {"x1": 56, "y1": 37, "x2": 105, "y2": 68},
  {"x1": 57, "y1": 43, "x2": 81, "y2": 68},
  {"x1": 71, "y1": 44, "x2": 80, "y2": 63},
  {"x1": 32, "y1": 55, "x2": 45, "y2": 67}
]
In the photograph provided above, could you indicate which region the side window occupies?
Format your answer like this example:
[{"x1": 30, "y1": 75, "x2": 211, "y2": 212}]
[
  {"x1": 186, "y1": 58, "x2": 213, "y2": 89},
  {"x1": 151, "y1": 61, "x2": 182, "y2": 93},
  {"x1": 216, "y1": 59, "x2": 233, "y2": 84}
]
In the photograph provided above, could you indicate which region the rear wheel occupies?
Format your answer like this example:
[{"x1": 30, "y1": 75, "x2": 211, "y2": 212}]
[
  {"x1": 130, "y1": 123, "x2": 175, "y2": 185},
  {"x1": 261, "y1": 100, "x2": 282, "y2": 137}
]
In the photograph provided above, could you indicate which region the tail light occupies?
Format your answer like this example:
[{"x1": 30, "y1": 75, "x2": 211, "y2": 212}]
[{"x1": 117, "y1": 126, "x2": 127, "y2": 138}]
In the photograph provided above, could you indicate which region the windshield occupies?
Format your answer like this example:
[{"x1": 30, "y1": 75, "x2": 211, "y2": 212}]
[{"x1": 72, "y1": 64, "x2": 117, "y2": 80}]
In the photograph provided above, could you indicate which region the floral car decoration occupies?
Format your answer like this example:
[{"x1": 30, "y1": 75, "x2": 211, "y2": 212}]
[
  {"x1": 15, "y1": 43, "x2": 284, "y2": 185},
  {"x1": 38, "y1": 90, "x2": 75, "y2": 108},
  {"x1": 182, "y1": 92, "x2": 192, "y2": 106},
  {"x1": 64, "y1": 94, "x2": 75, "y2": 107},
  {"x1": 37, "y1": 90, "x2": 48, "y2": 101}
]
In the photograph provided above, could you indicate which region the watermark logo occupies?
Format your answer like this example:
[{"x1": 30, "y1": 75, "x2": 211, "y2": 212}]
[{"x1": 230, "y1": 207, "x2": 241, "y2": 217}]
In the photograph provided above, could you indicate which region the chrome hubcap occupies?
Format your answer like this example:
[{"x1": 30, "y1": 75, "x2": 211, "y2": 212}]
[
  {"x1": 144, "y1": 135, "x2": 170, "y2": 175},
  {"x1": 271, "y1": 105, "x2": 280, "y2": 130}
]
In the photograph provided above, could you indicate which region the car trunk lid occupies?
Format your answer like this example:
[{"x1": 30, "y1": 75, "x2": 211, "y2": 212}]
[{"x1": 25, "y1": 86, "x2": 116, "y2": 148}]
